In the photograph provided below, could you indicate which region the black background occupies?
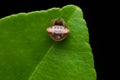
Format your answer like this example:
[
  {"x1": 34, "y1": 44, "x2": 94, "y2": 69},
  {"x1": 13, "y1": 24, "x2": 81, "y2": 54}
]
[{"x1": 0, "y1": 0, "x2": 104, "y2": 80}]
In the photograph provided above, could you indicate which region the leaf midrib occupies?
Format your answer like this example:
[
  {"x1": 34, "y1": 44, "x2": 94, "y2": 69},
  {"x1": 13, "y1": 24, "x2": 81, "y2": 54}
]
[
  {"x1": 28, "y1": 6, "x2": 78, "y2": 80},
  {"x1": 28, "y1": 43, "x2": 55, "y2": 80}
]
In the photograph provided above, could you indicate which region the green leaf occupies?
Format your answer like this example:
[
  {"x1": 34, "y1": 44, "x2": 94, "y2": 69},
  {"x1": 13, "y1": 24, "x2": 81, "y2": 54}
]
[{"x1": 0, "y1": 5, "x2": 96, "y2": 80}]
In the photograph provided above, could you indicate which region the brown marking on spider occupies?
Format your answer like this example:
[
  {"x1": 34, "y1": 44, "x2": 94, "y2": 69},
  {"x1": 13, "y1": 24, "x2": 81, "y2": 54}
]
[{"x1": 46, "y1": 18, "x2": 70, "y2": 41}]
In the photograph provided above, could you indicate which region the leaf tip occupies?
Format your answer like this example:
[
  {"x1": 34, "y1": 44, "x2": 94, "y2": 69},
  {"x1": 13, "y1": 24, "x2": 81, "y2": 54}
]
[{"x1": 63, "y1": 4, "x2": 82, "y2": 11}]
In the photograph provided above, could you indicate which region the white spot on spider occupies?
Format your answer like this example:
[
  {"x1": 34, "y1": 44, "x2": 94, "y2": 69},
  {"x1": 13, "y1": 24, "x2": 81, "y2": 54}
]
[
  {"x1": 47, "y1": 26, "x2": 69, "y2": 34},
  {"x1": 57, "y1": 35, "x2": 61, "y2": 39},
  {"x1": 48, "y1": 25, "x2": 68, "y2": 34}
]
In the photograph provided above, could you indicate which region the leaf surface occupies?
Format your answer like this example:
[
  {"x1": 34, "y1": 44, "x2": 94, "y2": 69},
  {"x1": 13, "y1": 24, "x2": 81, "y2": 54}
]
[{"x1": 0, "y1": 5, "x2": 96, "y2": 80}]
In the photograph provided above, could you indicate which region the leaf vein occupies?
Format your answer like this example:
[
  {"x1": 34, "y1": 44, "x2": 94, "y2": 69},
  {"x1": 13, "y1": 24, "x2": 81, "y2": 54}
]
[{"x1": 28, "y1": 43, "x2": 55, "y2": 80}]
